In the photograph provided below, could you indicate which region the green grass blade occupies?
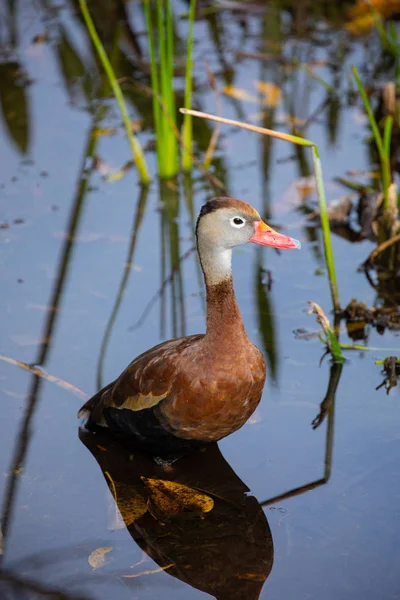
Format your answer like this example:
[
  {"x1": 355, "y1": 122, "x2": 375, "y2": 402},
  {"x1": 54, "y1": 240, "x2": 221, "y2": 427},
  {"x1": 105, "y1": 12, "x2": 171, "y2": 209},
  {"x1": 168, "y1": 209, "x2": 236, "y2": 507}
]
[
  {"x1": 352, "y1": 65, "x2": 390, "y2": 210},
  {"x1": 144, "y1": 0, "x2": 162, "y2": 170},
  {"x1": 384, "y1": 115, "x2": 393, "y2": 159},
  {"x1": 78, "y1": 0, "x2": 150, "y2": 185},
  {"x1": 312, "y1": 146, "x2": 340, "y2": 313},
  {"x1": 351, "y1": 66, "x2": 384, "y2": 156},
  {"x1": 181, "y1": 0, "x2": 196, "y2": 171},
  {"x1": 166, "y1": 0, "x2": 178, "y2": 175}
]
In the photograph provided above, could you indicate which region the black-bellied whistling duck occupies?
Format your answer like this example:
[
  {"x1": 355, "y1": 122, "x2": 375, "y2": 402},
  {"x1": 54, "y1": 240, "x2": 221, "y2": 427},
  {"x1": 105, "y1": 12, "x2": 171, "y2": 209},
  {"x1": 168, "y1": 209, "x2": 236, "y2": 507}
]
[{"x1": 78, "y1": 197, "x2": 300, "y2": 461}]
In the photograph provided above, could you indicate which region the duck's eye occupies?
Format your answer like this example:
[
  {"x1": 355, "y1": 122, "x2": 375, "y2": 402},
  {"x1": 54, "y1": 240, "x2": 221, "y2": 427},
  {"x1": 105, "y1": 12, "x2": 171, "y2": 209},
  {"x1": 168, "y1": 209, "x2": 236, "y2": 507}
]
[{"x1": 230, "y1": 216, "x2": 245, "y2": 228}]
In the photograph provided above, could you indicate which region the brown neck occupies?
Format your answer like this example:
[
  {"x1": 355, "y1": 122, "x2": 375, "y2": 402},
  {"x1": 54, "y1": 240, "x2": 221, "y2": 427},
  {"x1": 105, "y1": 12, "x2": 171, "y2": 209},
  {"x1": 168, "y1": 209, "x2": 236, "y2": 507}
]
[
  {"x1": 196, "y1": 232, "x2": 248, "y2": 346},
  {"x1": 204, "y1": 277, "x2": 248, "y2": 345}
]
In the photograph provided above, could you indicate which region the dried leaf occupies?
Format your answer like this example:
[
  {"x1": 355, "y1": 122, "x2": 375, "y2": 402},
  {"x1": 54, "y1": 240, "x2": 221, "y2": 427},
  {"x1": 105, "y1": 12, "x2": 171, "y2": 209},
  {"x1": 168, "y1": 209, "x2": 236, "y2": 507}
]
[
  {"x1": 142, "y1": 478, "x2": 214, "y2": 520},
  {"x1": 94, "y1": 127, "x2": 118, "y2": 137},
  {"x1": 307, "y1": 301, "x2": 331, "y2": 332},
  {"x1": 32, "y1": 34, "x2": 48, "y2": 44},
  {"x1": 254, "y1": 81, "x2": 282, "y2": 108},
  {"x1": 222, "y1": 85, "x2": 257, "y2": 103},
  {"x1": 345, "y1": 13, "x2": 375, "y2": 35},
  {"x1": 345, "y1": 0, "x2": 400, "y2": 34},
  {"x1": 88, "y1": 546, "x2": 113, "y2": 570}
]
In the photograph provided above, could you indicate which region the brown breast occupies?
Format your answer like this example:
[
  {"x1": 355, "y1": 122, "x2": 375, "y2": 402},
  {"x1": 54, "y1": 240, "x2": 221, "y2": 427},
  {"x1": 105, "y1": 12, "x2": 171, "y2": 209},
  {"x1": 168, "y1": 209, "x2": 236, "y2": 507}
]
[{"x1": 157, "y1": 339, "x2": 266, "y2": 442}]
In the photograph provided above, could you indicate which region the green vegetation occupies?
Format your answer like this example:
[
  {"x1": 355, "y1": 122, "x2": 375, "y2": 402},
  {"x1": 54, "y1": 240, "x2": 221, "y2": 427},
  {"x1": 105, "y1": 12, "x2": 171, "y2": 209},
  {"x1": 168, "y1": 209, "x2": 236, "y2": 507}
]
[
  {"x1": 78, "y1": 0, "x2": 150, "y2": 185},
  {"x1": 352, "y1": 66, "x2": 392, "y2": 212},
  {"x1": 144, "y1": 0, "x2": 196, "y2": 178}
]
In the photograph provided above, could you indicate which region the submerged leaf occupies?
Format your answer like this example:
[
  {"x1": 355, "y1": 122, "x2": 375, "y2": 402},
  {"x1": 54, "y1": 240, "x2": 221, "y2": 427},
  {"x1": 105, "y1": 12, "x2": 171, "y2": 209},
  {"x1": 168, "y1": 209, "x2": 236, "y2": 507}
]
[
  {"x1": 105, "y1": 470, "x2": 147, "y2": 527},
  {"x1": 88, "y1": 546, "x2": 113, "y2": 570},
  {"x1": 142, "y1": 478, "x2": 214, "y2": 519}
]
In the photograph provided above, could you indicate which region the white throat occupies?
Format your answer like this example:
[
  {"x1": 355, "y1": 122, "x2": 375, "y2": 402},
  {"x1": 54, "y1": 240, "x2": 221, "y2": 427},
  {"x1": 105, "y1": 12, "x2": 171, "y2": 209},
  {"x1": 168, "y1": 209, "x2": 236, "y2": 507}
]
[{"x1": 198, "y1": 244, "x2": 232, "y2": 286}]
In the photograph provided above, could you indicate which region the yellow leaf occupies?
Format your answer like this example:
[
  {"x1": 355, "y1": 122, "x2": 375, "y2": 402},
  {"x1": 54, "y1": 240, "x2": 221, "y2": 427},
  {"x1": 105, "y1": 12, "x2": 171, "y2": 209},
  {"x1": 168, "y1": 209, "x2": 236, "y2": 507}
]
[
  {"x1": 344, "y1": 13, "x2": 375, "y2": 34},
  {"x1": 114, "y1": 483, "x2": 148, "y2": 526},
  {"x1": 94, "y1": 127, "x2": 118, "y2": 137},
  {"x1": 223, "y1": 85, "x2": 257, "y2": 103},
  {"x1": 142, "y1": 478, "x2": 214, "y2": 519},
  {"x1": 345, "y1": 0, "x2": 400, "y2": 35},
  {"x1": 88, "y1": 547, "x2": 113, "y2": 570},
  {"x1": 105, "y1": 471, "x2": 148, "y2": 527},
  {"x1": 254, "y1": 81, "x2": 282, "y2": 108}
]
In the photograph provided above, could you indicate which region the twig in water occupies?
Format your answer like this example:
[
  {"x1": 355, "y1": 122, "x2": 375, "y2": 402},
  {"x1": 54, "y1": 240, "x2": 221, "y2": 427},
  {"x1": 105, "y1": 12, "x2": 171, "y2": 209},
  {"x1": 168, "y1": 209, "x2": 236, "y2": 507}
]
[
  {"x1": 0, "y1": 354, "x2": 87, "y2": 399},
  {"x1": 363, "y1": 232, "x2": 400, "y2": 265}
]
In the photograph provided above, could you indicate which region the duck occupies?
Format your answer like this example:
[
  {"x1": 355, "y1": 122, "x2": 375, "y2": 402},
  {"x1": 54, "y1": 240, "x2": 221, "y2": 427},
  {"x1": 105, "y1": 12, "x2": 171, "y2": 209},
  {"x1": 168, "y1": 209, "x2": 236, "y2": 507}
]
[{"x1": 78, "y1": 197, "x2": 300, "y2": 461}]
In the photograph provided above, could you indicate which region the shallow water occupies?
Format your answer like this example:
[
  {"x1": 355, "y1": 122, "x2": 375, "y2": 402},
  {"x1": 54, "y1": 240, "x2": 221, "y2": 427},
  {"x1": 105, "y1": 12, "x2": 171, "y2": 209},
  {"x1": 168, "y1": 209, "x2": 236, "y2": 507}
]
[{"x1": 1, "y1": 1, "x2": 400, "y2": 599}]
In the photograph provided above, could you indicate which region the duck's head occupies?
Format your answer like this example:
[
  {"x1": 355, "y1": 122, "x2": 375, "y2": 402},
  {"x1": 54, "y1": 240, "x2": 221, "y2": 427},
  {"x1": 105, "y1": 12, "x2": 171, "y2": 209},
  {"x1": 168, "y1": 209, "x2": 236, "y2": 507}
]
[{"x1": 196, "y1": 197, "x2": 301, "y2": 251}]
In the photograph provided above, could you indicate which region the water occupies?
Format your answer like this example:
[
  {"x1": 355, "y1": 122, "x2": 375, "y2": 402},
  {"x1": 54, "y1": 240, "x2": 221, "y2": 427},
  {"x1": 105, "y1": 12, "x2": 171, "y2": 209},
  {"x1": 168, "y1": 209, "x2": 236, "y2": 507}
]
[{"x1": 1, "y1": 1, "x2": 400, "y2": 599}]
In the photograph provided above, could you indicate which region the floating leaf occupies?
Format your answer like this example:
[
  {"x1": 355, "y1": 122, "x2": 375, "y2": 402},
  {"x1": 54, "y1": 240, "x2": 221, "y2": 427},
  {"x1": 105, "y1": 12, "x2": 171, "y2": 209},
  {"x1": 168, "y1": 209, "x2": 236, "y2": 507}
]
[
  {"x1": 88, "y1": 546, "x2": 113, "y2": 570},
  {"x1": 32, "y1": 33, "x2": 48, "y2": 44},
  {"x1": 223, "y1": 85, "x2": 257, "y2": 103},
  {"x1": 142, "y1": 478, "x2": 214, "y2": 520},
  {"x1": 254, "y1": 81, "x2": 282, "y2": 107},
  {"x1": 0, "y1": 62, "x2": 30, "y2": 154}
]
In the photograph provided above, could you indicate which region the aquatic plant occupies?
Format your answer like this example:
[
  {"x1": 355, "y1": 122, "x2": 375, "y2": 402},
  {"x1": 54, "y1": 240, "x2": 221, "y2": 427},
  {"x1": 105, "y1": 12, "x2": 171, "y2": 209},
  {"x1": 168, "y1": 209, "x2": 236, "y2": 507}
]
[
  {"x1": 351, "y1": 66, "x2": 392, "y2": 212},
  {"x1": 144, "y1": 0, "x2": 197, "y2": 178},
  {"x1": 180, "y1": 108, "x2": 341, "y2": 314},
  {"x1": 78, "y1": 0, "x2": 150, "y2": 185}
]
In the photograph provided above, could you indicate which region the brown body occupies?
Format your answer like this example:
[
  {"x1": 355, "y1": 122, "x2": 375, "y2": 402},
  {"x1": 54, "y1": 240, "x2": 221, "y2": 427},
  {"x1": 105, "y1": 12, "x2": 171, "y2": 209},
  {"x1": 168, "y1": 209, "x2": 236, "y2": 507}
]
[{"x1": 79, "y1": 198, "x2": 299, "y2": 459}]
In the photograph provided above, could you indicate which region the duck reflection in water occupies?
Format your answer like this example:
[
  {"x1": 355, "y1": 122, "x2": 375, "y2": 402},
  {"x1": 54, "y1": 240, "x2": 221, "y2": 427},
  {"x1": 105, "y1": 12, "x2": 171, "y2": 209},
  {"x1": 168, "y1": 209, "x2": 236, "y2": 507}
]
[{"x1": 79, "y1": 428, "x2": 273, "y2": 600}]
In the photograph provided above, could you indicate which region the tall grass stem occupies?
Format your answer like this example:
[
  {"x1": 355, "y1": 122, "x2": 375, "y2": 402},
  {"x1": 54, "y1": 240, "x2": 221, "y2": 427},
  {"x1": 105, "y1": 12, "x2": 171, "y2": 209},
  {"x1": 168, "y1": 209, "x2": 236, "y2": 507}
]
[
  {"x1": 79, "y1": 0, "x2": 150, "y2": 185},
  {"x1": 311, "y1": 146, "x2": 340, "y2": 312},
  {"x1": 182, "y1": 0, "x2": 197, "y2": 171},
  {"x1": 352, "y1": 66, "x2": 391, "y2": 210}
]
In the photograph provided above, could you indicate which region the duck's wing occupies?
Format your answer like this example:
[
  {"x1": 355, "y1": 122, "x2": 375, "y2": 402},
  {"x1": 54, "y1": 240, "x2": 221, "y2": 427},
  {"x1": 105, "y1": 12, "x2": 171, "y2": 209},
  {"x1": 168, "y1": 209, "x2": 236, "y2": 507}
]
[{"x1": 78, "y1": 334, "x2": 203, "y2": 424}]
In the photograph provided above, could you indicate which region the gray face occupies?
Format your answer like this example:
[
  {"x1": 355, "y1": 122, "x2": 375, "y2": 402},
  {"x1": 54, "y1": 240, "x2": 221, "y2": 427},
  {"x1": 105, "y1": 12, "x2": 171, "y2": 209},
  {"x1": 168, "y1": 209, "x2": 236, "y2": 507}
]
[{"x1": 197, "y1": 207, "x2": 260, "y2": 251}]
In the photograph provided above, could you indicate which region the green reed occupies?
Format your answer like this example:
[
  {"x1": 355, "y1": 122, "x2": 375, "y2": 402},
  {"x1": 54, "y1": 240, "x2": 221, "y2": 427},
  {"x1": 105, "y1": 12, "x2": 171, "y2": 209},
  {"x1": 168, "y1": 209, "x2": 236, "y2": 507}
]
[
  {"x1": 181, "y1": 0, "x2": 197, "y2": 171},
  {"x1": 78, "y1": 0, "x2": 150, "y2": 185},
  {"x1": 352, "y1": 66, "x2": 392, "y2": 212},
  {"x1": 144, "y1": 0, "x2": 196, "y2": 178}
]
